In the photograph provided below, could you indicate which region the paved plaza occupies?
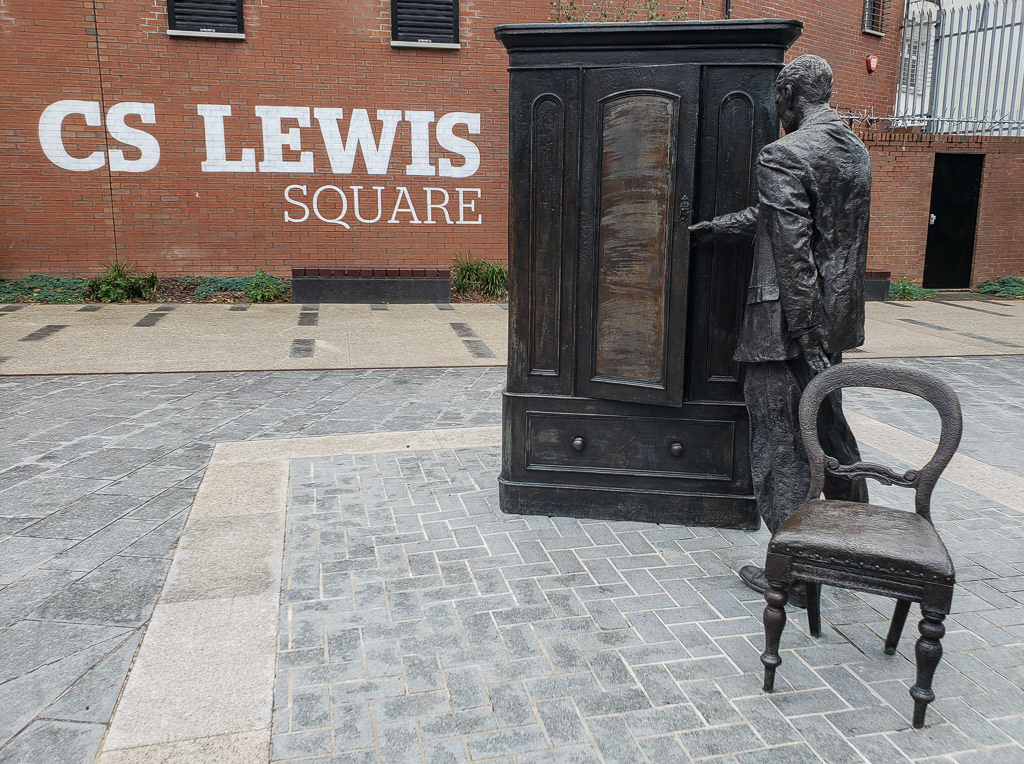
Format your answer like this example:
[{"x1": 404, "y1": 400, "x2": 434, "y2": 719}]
[{"x1": 1, "y1": 299, "x2": 1024, "y2": 762}]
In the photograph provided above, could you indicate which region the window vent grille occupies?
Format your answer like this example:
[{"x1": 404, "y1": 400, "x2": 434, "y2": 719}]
[
  {"x1": 392, "y1": 0, "x2": 459, "y2": 45},
  {"x1": 168, "y1": 0, "x2": 244, "y2": 35}
]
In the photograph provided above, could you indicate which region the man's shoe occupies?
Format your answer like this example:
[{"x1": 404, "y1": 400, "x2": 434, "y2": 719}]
[{"x1": 738, "y1": 564, "x2": 807, "y2": 609}]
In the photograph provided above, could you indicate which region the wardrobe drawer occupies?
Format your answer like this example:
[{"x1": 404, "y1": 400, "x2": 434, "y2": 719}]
[{"x1": 525, "y1": 411, "x2": 735, "y2": 481}]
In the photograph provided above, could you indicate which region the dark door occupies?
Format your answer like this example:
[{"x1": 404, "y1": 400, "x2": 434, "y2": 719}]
[
  {"x1": 923, "y1": 153, "x2": 983, "y2": 289},
  {"x1": 576, "y1": 65, "x2": 699, "y2": 407}
]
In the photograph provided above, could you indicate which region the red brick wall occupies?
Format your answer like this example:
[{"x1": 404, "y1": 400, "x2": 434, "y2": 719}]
[
  {"x1": 862, "y1": 131, "x2": 1024, "y2": 285},
  {"x1": 8, "y1": 1, "x2": 1020, "y2": 285},
  {"x1": 729, "y1": 0, "x2": 905, "y2": 116},
  {"x1": 1, "y1": 0, "x2": 554, "y2": 278},
  {"x1": 0, "y1": 1, "x2": 117, "y2": 276}
]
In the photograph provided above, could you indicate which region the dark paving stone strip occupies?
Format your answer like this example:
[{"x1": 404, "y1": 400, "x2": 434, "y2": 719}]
[
  {"x1": 77, "y1": 305, "x2": 103, "y2": 312},
  {"x1": 19, "y1": 325, "x2": 70, "y2": 342},
  {"x1": 290, "y1": 339, "x2": 315, "y2": 358},
  {"x1": 133, "y1": 313, "x2": 168, "y2": 327},
  {"x1": 898, "y1": 318, "x2": 952, "y2": 331},
  {"x1": 298, "y1": 313, "x2": 318, "y2": 327},
  {"x1": 435, "y1": 304, "x2": 455, "y2": 311},
  {"x1": 956, "y1": 332, "x2": 1024, "y2": 349},
  {"x1": 463, "y1": 339, "x2": 496, "y2": 359},
  {"x1": 301, "y1": 304, "x2": 319, "y2": 311},
  {"x1": 228, "y1": 304, "x2": 249, "y2": 311},
  {"x1": 0, "y1": 304, "x2": 26, "y2": 312},
  {"x1": 370, "y1": 304, "x2": 388, "y2": 311},
  {"x1": 932, "y1": 300, "x2": 1013, "y2": 317},
  {"x1": 450, "y1": 322, "x2": 478, "y2": 339}
]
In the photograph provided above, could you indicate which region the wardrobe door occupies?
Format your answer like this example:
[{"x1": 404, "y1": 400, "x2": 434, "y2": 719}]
[
  {"x1": 576, "y1": 65, "x2": 699, "y2": 407},
  {"x1": 506, "y1": 69, "x2": 580, "y2": 395},
  {"x1": 688, "y1": 66, "x2": 779, "y2": 404}
]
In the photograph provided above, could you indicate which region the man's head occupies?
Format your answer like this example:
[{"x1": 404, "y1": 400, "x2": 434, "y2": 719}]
[{"x1": 775, "y1": 54, "x2": 833, "y2": 132}]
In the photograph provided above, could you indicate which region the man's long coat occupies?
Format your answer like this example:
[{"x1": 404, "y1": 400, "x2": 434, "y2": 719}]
[{"x1": 712, "y1": 108, "x2": 872, "y2": 362}]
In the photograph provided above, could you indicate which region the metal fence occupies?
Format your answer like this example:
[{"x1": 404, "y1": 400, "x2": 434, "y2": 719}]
[{"x1": 894, "y1": 0, "x2": 1024, "y2": 136}]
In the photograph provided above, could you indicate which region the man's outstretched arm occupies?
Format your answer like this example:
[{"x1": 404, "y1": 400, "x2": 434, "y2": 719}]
[{"x1": 688, "y1": 205, "x2": 758, "y2": 239}]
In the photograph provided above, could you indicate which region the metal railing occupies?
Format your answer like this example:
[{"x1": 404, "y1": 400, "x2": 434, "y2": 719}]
[{"x1": 893, "y1": 0, "x2": 1024, "y2": 136}]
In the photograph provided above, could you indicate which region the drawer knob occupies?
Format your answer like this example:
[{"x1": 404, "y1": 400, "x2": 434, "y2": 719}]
[
  {"x1": 670, "y1": 442, "x2": 684, "y2": 458},
  {"x1": 572, "y1": 437, "x2": 586, "y2": 452}
]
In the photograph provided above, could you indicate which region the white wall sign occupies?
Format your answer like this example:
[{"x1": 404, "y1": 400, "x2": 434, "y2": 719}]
[{"x1": 37, "y1": 100, "x2": 484, "y2": 227}]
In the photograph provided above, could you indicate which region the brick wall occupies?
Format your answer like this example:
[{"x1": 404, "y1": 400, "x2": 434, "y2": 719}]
[
  {"x1": 729, "y1": 0, "x2": 904, "y2": 116},
  {"x1": 862, "y1": 131, "x2": 1024, "y2": 284},
  {"x1": 1, "y1": 0, "x2": 554, "y2": 278},
  {"x1": 4, "y1": 1, "x2": 1020, "y2": 284}
]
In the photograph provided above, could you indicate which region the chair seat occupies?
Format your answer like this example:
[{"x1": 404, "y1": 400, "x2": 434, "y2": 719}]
[{"x1": 770, "y1": 500, "x2": 955, "y2": 584}]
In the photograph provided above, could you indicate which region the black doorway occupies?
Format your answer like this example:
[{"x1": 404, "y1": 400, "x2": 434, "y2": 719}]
[{"x1": 923, "y1": 153, "x2": 984, "y2": 288}]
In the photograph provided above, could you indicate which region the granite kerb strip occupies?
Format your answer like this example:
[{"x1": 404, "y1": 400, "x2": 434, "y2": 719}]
[{"x1": 97, "y1": 426, "x2": 501, "y2": 762}]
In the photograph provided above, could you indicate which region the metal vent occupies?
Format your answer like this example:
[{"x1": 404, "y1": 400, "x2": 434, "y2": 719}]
[
  {"x1": 168, "y1": 0, "x2": 244, "y2": 35},
  {"x1": 392, "y1": 0, "x2": 459, "y2": 45}
]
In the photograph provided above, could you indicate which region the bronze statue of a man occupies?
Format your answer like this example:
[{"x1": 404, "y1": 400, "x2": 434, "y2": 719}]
[{"x1": 690, "y1": 54, "x2": 870, "y2": 606}]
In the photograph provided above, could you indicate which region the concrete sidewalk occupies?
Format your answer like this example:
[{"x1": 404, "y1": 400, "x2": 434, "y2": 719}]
[
  {"x1": 1, "y1": 297, "x2": 1023, "y2": 763},
  {"x1": 2, "y1": 297, "x2": 1023, "y2": 375}
]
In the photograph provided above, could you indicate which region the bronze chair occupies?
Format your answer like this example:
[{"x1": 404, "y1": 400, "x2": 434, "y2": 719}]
[{"x1": 759, "y1": 362, "x2": 962, "y2": 728}]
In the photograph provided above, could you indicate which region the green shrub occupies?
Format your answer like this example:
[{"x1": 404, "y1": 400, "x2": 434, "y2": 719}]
[
  {"x1": 246, "y1": 270, "x2": 287, "y2": 302},
  {"x1": 0, "y1": 275, "x2": 88, "y2": 303},
  {"x1": 194, "y1": 276, "x2": 249, "y2": 299},
  {"x1": 976, "y1": 275, "x2": 1024, "y2": 299},
  {"x1": 85, "y1": 263, "x2": 160, "y2": 302},
  {"x1": 889, "y1": 276, "x2": 936, "y2": 301},
  {"x1": 194, "y1": 271, "x2": 288, "y2": 302},
  {"x1": 451, "y1": 255, "x2": 509, "y2": 300}
]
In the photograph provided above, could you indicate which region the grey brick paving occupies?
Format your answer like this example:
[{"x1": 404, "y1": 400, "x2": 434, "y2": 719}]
[
  {"x1": 4, "y1": 356, "x2": 1024, "y2": 761},
  {"x1": 273, "y1": 430, "x2": 1024, "y2": 762},
  {"x1": 843, "y1": 356, "x2": 1024, "y2": 479},
  {"x1": 0, "y1": 368, "x2": 504, "y2": 760}
]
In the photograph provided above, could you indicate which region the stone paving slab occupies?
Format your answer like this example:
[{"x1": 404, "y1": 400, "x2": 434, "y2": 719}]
[
  {"x1": 0, "y1": 303, "x2": 511, "y2": 374},
  {"x1": 3, "y1": 355, "x2": 1024, "y2": 762},
  {"x1": 267, "y1": 439, "x2": 1024, "y2": 763},
  {"x1": 2, "y1": 299, "x2": 1023, "y2": 374},
  {"x1": 0, "y1": 368, "x2": 505, "y2": 762}
]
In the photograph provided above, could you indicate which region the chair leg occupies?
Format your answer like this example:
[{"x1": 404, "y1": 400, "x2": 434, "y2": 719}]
[
  {"x1": 885, "y1": 599, "x2": 912, "y2": 655},
  {"x1": 761, "y1": 580, "x2": 789, "y2": 692},
  {"x1": 910, "y1": 609, "x2": 946, "y2": 728},
  {"x1": 805, "y1": 582, "x2": 822, "y2": 637}
]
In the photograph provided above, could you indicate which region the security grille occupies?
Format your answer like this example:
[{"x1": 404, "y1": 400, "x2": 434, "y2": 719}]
[
  {"x1": 863, "y1": 0, "x2": 886, "y2": 34},
  {"x1": 893, "y1": 0, "x2": 1024, "y2": 137},
  {"x1": 392, "y1": 0, "x2": 459, "y2": 45},
  {"x1": 168, "y1": 0, "x2": 244, "y2": 35}
]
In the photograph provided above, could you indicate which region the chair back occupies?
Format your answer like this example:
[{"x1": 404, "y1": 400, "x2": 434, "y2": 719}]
[{"x1": 798, "y1": 362, "x2": 962, "y2": 519}]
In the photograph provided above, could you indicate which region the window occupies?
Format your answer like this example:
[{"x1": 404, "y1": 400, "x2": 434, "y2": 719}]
[
  {"x1": 899, "y1": 40, "x2": 922, "y2": 92},
  {"x1": 167, "y1": 0, "x2": 244, "y2": 39},
  {"x1": 863, "y1": 0, "x2": 886, "y2": 35},
  {"x1": 392, "y1": 0, "x2": 460, "y2": 48}
]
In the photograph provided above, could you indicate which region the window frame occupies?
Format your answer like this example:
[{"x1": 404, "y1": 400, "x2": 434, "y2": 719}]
[
  {"x1": 391, "y1": 0, "x2": 461, "y2": 50},
  {"x1": 862, "y1": 0, "x2": 887, "y2": 37},
  {"x1": 167, "y1": 0, "x2": 245, "y2": 40}
]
